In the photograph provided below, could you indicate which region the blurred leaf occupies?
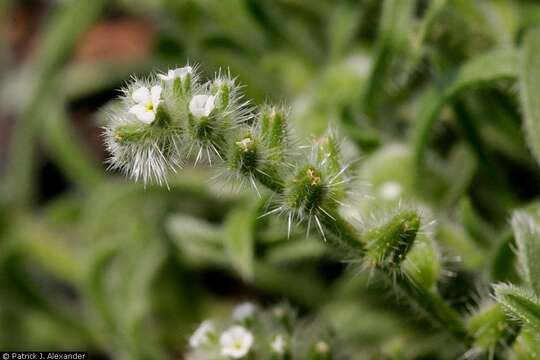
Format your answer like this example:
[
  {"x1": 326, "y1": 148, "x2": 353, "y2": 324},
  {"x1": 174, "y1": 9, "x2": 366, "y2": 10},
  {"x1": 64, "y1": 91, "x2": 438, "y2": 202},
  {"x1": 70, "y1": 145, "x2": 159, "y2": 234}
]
[
  {"x1": 413, "y1": 48, "x2": 519, "y2": 177},
  {"x1": 166, "y1": 214, "x2": 227, "y2": 267},
  {"x1": 5, "y1": 0, "x2": 108, "y2": 209},
  {"x1": 361, "y1": 0, "x2": 415, "y2": 116},
  {"x1": 223, "y1": 202, "x2": 257, "y2": 281},
  {"x1": 265, "y1": 238, "x2": 325, "y2": 264},
  {"x1": 520, "y1": 27, "x2": 540, "y2": 166},
  {"x1": 512, "y1": 210, "x2": 540, "y2": 296},
  {"x1": 327, "y1": 1, "x2": 362, "y2": 59}
]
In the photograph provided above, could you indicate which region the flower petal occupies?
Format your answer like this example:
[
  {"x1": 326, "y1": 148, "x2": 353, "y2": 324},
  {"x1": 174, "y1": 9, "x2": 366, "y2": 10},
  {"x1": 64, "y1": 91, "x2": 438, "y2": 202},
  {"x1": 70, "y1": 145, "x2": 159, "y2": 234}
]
[
  {"x1": 204, "y1": 95, "x2": 216, "y2": 117},
  {"x1": 138, "y1": 110, "x2": 156, "y2": 124},
  {"x1": 150, "y1": 85, "x2": 162, "y2": 103},
  {"x1": 190, "y1": 95, "x2": 211, "y2": 118},
  {"x1": 130, "y1": 104, "x2": 155, "y2": 124},
  {"x1": 132, "y1": 87, "x2": 150, "y2": 104}
]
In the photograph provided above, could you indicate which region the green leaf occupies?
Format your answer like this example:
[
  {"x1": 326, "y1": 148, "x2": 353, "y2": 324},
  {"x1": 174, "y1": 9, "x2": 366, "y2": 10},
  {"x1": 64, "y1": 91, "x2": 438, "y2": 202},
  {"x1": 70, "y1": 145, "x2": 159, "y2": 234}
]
[
  {"x1": 361, "y1": 0, "x2": 416, "y2": 116},
  {"x1": 494, "y1": 284, "x2": 540, "y2": 333},
  {"x1": 413, "y1": 48, "x2": 519, "y2": 177},
  {"x1": 512, "y1": 210, "x2": 540, "y2": 296},
  {"x1": 224, "y1": 203, "x2": 257, "y2": 281},
  {"x1": 166, "y1": 214, "x2": 227, "y2": 267},
  {"x1": 520, "y1": 27, "x2": 540, "y2": 165}
]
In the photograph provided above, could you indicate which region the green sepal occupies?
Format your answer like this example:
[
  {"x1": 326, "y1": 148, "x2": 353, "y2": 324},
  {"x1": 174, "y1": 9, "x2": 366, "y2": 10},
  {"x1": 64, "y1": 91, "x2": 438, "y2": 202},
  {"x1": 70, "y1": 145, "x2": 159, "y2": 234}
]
[
  {"x1": 260, "y1": 107, "x2": 287, "y2": 157},
  {"x1": 402, "y1": 234, "x2": 440, "y2": 290},
  {"x1": 114, "y1": 123, "x2": 149, "y2": 144},
  {"x1": 229, "y1": 133, "x2": 259, "y2": 176},
  {"x1": 364, "y1": 210, "x2": 420, "y2": 269},
  {"x1": 154, "y1": 103, "x2": 172, "y2": 128},
  {"x1": 171, "y1": 74, "x2": 191, "y2": 97},
  {"x1": 285, "y1": 165, "x2": 326, "y2": 213},
  {"x1": 467, "y1": 303, "x2": 513, "y2": 352}
]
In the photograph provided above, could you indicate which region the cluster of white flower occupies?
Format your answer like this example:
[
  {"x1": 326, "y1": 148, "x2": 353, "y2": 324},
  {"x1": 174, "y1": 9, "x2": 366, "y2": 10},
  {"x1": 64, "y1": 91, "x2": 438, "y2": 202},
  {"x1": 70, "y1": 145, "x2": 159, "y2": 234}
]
[
  {"x1": 186, "y1": 302, "x2": 339, "y2": 360},
  {"x1": 103, "y1": 64, "x2": 250, "y2": 185},
  {"x1": 188, "y1": 303, "x2": 259, "y2": 359}
]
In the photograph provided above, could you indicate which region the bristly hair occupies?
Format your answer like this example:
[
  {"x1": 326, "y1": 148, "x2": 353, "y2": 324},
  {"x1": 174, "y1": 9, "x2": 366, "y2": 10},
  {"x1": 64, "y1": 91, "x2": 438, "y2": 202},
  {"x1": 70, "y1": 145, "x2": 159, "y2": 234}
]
[
  {"x1": 102, "y1": 75, "x2": 184, "y2": 186},
  {"x1": 260, "y1": 136, "x2": 355, "y2": 242}
]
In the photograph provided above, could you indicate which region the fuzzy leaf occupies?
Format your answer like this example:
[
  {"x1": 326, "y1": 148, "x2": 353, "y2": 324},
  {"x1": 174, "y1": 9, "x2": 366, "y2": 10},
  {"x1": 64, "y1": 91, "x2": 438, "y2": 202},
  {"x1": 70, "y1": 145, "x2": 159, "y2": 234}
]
[
  {"x1": 166, "y1": 214, "x2": 227, "y2": 267},
  {"x1": 494, "y1": 284, "x2": 540, "y2": 333},
  {"x1": 361, "y1": 0, "x2": 416, "y2": 115},
  {"x1": 512, "y1": 210, "x2": 540, "y2": 296},
  {"x1": 224, "y1": 203, "x2": 257, "y2": 281},
  {"x1": 413, "y1": 48, "x2": 519, "y2": 175},
  {"x1": 520, "y1": 27, "x2": 540, "y2": 165}
]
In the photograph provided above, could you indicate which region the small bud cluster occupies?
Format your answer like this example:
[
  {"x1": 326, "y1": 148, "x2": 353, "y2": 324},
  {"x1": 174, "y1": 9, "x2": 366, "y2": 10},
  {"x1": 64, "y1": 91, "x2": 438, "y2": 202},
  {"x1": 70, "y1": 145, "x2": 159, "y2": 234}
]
[{"x1": 186, "y1": 302, "x2": 345, "y2": 360}]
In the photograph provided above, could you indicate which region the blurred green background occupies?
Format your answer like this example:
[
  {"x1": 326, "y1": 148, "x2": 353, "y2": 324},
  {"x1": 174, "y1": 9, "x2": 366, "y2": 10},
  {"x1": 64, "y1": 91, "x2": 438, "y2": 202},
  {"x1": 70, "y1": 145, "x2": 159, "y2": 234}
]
[{"x1": 2, "y1": 0, "x2": 540, "y2": 358}]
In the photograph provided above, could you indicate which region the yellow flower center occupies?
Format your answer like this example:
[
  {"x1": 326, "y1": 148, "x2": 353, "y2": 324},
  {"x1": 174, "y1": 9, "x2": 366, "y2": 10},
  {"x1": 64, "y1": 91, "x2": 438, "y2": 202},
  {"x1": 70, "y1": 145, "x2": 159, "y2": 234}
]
[{"x1": 146, "y1": 102, "x2": 154, "y2": 112}]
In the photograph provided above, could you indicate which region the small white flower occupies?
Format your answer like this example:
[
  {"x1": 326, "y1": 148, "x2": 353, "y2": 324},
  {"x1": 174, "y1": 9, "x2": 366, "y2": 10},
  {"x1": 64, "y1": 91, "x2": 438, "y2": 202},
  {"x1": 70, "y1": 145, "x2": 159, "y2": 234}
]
[
  {"x1": 270, "y1": 334, "x2": 287, "y2": 354},
  {"x1": 158, "y1": 66, "x2": 192, "y2": 82},
  {"x1": 232, "y1": 302, "x2": 256, "y2": 321},
  {"x1": 220, "y1": 325, "x2": 254, "y2": 358},
  {"x1": 189, "y1": 94, "x2": 216, "y2": 118},
  {"x1": 379, "y1": 181, "x2": 402, "y2": 200},
  {"x1": 189, "y1": 320, "x2": 215, "y2": 348},
  {"x1": 129, "y1": 85, "x2": 162, "y2": 124},
  {"x1": 315, "y1": 340, "x2": 330, "y2": 354}
]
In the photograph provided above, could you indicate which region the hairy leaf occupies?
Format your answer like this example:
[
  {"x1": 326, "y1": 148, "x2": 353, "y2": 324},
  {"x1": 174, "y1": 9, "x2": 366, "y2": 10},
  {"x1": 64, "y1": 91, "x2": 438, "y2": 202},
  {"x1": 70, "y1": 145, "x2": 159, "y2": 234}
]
[
  {"x1": 520, "y1": 27, "x2": 540, "y2": 165},
  {"x1": 512, "y1": 210, "x2": 540, "y2": 296},
  {"x1": 413, "y1": 48, "x2": 519, "y2": 176},
  {"x1": 495, "y1": 284, "x2": 540, "y2": 333}
]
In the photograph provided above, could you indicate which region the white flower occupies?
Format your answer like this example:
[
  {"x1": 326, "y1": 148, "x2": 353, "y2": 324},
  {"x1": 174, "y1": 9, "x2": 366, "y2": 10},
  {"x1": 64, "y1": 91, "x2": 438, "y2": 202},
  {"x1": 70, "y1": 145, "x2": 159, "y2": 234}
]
[
  {"x1": 315, "y1": 341, "x2": 330, "y2": 354},
  {"x1": 189, "y1": 320, "x2": 215, "y2": 348},
  {"x1": 220, "y1": 326, "x2": 254, "y2": 358},
  {"x1": 232, "y1": 302, "x2": 256, "y2": 321},
  {"x1": 378, "y1": 181, "x2": 402, "y2": 200},
  {"x1": 129, "y1": 85, "x2": 162, "y2": 124},
  {"x1": 189, "y1": 94, "x2": 216, "y2": 118},
  {"x1": 158, "y1": 66, "x2": 192, "y2": 82},
  {"x1": 270, "y1": 334, "x2": 286, "y2": 354}
]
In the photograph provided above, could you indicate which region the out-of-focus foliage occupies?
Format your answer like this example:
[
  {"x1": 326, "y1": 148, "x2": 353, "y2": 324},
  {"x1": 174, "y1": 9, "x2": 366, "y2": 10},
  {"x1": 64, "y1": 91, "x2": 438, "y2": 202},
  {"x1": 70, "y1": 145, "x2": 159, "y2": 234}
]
[{"x1": 3, "y1": 0, "x2": 540, "y2": 359}]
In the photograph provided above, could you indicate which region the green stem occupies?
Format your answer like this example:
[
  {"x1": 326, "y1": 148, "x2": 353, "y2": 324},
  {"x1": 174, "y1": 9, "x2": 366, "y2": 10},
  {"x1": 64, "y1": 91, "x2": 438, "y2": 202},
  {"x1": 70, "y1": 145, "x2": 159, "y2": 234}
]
[
  {"x1": 391, "y1": 272, "x2": 469, "y2": 343},
  {"x1": 248, "y1": 165, "x2": 468, "y2": 343}
]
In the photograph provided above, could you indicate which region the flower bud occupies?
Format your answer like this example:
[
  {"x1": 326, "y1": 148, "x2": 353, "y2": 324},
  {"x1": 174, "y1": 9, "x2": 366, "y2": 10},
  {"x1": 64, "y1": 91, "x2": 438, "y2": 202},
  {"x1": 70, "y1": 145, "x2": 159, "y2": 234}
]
[
  {"x1": 285, "y1": 165, "x2": 327, "y2": 215},
  {"x1": 229, "y1": 133, "x2": 259, "y2": 176},
  {"x1": 158, "y1": 65, "x2": 195, "y2": 97},
  {"x1": 259, "y1": 106, "x2": 288, "y2": 161},
  {"x1": 364, "y1": 210, "x2": 420, "y2": 269},
  {"x1": 467, "y1": 303, "x2": 513, "y2": 354}
]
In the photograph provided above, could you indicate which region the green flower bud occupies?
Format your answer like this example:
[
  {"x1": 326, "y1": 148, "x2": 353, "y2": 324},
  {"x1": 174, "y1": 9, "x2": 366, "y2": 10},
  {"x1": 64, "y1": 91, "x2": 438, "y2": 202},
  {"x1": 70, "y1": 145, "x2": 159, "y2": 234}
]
[
  {"x1": 229, "y1": 134, "x2": 259, "y2": 176},
  {"x1": 364, "y1": 210, "x2": 421, "y2": 269},
  {"x1": 285, "y1": 165, "x2": 327, "y2": 215},
  {"x1": 467, "y1": 303, "x2": 512, "y2": 353},
  {"x1": 402, "y1": 233, "x2": 441, "y2": 290},
  {"x1": 260, "y1": 106, "x2": 288, "y2": 161}
]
